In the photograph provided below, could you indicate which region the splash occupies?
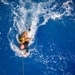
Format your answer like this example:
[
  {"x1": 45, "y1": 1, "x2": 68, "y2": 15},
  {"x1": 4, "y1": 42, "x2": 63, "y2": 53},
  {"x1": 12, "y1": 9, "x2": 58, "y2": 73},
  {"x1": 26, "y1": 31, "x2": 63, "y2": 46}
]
[
  {"x1": 1, "y1": 0, "x2": 75, "y2": 75},
  {"x1": 1, "y1": 0, "x2": 74, "y2": 57}
]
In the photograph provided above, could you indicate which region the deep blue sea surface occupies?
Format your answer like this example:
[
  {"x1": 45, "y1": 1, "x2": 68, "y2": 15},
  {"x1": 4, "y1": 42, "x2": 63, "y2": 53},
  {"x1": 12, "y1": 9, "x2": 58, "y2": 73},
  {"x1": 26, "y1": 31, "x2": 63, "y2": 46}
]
[{"x1": 0, "y1": 0, "x2": 75, "y2": 75}]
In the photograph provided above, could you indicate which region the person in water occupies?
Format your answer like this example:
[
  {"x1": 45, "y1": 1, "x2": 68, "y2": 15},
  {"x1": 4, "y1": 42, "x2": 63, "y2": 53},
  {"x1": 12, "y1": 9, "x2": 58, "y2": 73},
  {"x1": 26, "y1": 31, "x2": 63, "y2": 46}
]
[{"x1": 18, "y1": 28, "x2": 31, "y2": 56}]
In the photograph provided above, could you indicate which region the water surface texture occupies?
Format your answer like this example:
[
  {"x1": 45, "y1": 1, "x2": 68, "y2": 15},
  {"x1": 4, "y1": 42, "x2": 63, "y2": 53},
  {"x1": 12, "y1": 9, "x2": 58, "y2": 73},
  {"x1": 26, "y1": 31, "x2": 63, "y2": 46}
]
[{"x1": 0, "y1": 0, "x2": 75, "y2": 75}]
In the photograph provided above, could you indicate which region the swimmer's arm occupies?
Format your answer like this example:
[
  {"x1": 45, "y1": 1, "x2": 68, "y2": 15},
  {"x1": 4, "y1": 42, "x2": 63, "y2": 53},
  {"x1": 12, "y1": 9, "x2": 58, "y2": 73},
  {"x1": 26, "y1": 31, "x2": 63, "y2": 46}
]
[
  {"x1": 18, "y1": 40, "x2": 22, "y2": 44},
  {"x1": 18, "y1": 42, "x2": 22, "y2": 44},
  {"x1": 25, "y1": 38, "x2": 31, "y2": 41}
]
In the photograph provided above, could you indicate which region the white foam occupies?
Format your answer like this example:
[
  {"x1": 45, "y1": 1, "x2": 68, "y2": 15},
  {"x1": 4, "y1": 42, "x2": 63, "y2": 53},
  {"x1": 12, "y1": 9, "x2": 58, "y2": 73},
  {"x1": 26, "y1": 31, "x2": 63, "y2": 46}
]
[
  {"x1": 1, "y1": 0, "x2": 9, "y2": 5},
  {"x1": 6, "y1": 0, "x2": 74, "y2": 57},
  {"x1": 61, "y1": 0, "x2": 73, "y2": 16}
]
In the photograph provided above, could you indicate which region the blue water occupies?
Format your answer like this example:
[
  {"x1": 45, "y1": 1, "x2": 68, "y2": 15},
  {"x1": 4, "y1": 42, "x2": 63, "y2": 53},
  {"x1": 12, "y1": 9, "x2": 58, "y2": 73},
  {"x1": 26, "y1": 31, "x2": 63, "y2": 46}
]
[{"x1": 0, "y1": 0, "x2": 75, "y2": 75}]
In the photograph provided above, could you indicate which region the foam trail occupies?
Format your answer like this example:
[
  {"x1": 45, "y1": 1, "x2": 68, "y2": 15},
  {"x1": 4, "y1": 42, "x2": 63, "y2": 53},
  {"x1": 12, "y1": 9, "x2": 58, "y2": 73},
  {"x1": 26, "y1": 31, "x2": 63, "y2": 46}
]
[
  {"x1": 4, "y1": 0, "x2": 74, "y2": 57},
  {"x1": 1, "y1": 0, "x2": 75, "y2": 74}
]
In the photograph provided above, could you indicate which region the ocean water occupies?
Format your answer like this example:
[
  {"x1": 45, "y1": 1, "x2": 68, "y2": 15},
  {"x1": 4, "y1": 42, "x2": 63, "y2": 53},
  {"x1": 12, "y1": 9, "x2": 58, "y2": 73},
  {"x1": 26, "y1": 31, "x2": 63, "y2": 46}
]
[{"x1": 0, "y1": 0, "x2": 75, "y2": 75}]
